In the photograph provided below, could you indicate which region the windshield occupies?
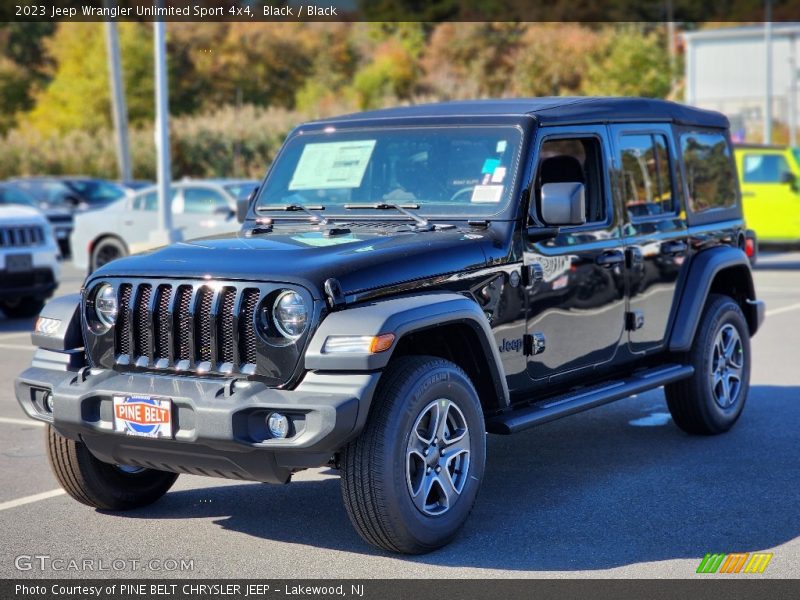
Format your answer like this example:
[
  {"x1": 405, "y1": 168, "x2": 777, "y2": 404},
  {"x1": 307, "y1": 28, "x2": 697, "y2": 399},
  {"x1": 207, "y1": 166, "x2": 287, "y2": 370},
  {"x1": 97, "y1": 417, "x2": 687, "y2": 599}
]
[
  {"x1": 255, "y1": 126, "x2": 522, "y2": 217},
  {"x1": 67, "y1": 180, "x2": 126, "y2": 204},
  {"x1": 0, "y1": 185, "x2": 37, "y2": 207},
  {"x1": 793, "y1": 148, "x2": 800, "y2": 168}
]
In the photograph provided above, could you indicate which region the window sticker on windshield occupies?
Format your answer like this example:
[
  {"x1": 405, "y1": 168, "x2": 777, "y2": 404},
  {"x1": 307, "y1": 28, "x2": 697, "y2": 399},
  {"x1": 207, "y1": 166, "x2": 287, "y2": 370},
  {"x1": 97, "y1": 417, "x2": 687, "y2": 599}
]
[
  {"x1": 289, "y1": 140, "x2": 377, "y2": 190},
  {"x1": 496, "y1": 140, "x2": 507, "y2": 153},
  {"x1": 491, "y1": 167, "x2": 507, "y2": 183},
  {"x1": 471, "y1": 185, "x2": 504, "y2": 203},
  {"x1": 481, "y1": 158, "x2": 501, "y2": 174}
]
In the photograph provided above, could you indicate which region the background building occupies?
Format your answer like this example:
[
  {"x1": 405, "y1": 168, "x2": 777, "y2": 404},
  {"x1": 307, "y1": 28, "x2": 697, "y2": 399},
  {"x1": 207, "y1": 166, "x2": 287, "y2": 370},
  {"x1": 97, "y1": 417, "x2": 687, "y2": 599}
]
[{"x1": 684, "y1": 23, "x2": 800, "y2": 145}]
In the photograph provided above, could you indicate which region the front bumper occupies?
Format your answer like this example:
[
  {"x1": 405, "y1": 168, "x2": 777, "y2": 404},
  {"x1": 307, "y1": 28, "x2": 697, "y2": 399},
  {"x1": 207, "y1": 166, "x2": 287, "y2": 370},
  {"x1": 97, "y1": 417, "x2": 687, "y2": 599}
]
[{"x1": 16, "y1": 349, "x2": 379, "y2": 483}]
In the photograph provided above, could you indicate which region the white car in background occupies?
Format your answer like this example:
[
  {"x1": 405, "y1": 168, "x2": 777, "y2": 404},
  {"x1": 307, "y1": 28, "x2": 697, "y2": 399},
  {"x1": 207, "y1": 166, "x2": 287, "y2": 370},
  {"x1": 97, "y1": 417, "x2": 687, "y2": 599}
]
[
  {"x1": 0, "y1": 202, "x2": 60, "y2": 318},
  {"x1": 71, "y1": 179, "x2": 258, "y2": 273}
]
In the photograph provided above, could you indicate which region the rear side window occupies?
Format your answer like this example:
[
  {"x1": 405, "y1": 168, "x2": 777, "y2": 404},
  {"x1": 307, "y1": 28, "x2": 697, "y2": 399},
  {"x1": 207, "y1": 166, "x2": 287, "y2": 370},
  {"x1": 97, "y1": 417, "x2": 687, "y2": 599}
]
[
  {"x1": 680, "y1": 133, "x2": 737, "y2": 213},
  {"x1": 619, "y1": 134, "x2": 674, "y2": 218},
  {"x1": 742, "y1": 154, "x2": 791, "y2": 183}
]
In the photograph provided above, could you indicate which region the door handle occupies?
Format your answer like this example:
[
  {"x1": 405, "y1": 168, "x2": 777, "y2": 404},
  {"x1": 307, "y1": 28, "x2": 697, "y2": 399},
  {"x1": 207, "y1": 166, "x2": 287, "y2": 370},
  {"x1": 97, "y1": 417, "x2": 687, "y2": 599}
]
[
  {"x1": 123, "y1": 220, "x2": 134, "y2": 226},
  {"x1": 741, "y1": 192, "x2": 755, "y2": 197},
  {"x1": 661, "y1": 240, "x2": 688, "y2": 255},
  {"x1": 596, "y1": 250, "x2": 625, "y2": 267}
]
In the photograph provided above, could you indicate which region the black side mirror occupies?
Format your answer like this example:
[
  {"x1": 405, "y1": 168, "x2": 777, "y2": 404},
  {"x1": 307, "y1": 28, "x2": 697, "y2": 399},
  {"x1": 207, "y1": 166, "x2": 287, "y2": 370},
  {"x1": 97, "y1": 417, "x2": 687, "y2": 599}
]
[
  {"x1": 781, "y1": 171, "x2": 797, "y2": 187},
  {"x1": 237, "y1": 187, "x2": 258, "y2": 223},
  {"x1": 539, "y1": 182, "x2": 586, "y2": 226},
  {"x1": 214, "y1": 205, "x2": 235, "y2": 217}
]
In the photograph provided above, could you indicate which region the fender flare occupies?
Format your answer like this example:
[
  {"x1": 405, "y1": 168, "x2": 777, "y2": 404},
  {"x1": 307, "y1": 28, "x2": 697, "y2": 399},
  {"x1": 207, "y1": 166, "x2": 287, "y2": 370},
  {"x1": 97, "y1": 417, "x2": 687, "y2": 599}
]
[
  {"x1": 305, "y1": 292, "x2": 510, "y2": 407},
  {"x1": 31, "y1": 293, "x2": 83, "y2": 352},
  {"x1": 669, "y1": 246, "x2": 760, "y2": 352}
]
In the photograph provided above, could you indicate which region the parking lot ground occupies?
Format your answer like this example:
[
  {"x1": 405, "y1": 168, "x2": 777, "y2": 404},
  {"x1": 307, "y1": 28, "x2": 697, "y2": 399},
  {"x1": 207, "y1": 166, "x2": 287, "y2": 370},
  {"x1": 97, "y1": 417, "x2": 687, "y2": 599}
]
[{"x1": 0, "y1": 256, "x2": 798, "y2": 578}]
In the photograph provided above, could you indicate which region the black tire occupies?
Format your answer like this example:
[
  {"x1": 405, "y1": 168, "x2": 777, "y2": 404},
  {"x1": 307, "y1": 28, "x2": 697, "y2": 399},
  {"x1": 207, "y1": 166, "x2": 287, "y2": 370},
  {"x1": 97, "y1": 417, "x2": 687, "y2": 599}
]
[
  {"x1": 0, "y1": 297, "x2": 45, "y2": 319},
  {"x1": 665, "y1": 294, "x2": 751, "y2": 435},
  {"x1": 90, "y1": 237, "x2": 127, "y2": 273},
  {"x1": 341, "y1": 356, "x2": 486, "y2": 554},
  {"x1": 46, "y1": 425, "x2": 178, "y2": 510}
]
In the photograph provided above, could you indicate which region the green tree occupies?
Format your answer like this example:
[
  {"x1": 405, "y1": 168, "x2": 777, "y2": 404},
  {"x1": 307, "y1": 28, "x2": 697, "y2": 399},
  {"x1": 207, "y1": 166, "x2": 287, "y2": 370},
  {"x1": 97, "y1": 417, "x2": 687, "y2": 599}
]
[
  {"x1": 581, "y1": 27, "x2": 672, "y2": 98},
  {"x1": 22, "y1": 23, "x2": 153, "y2": 135},
  {"x1": 0, "y1": 23, "x2": 55, "y2": 132}
]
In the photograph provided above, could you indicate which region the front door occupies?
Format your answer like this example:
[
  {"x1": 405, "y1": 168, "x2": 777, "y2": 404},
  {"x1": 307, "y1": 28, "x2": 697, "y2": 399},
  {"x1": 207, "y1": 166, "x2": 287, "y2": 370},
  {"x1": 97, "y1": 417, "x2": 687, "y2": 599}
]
[
  {"x1": 524, "y1": 127, "x2": 627, "y2": 383},
  {"x1": 611, "y1": 124, "x2": 689, "y2": 354}
]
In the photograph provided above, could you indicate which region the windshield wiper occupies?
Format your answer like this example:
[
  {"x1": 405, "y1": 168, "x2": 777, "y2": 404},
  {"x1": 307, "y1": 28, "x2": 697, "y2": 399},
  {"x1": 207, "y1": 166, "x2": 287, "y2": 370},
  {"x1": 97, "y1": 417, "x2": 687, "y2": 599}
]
[
  {"x1": 343, "y1": 203, "x2": 432, "y2": 231},
  {"x1": 257, "y1": 204, "x2": 328, "y2": 225}
]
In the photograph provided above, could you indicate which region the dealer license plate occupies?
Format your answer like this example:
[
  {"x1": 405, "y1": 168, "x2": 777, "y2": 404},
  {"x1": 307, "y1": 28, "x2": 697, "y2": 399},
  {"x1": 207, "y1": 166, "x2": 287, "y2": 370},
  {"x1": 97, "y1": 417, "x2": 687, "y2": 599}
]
[{"x1": 113, "y1": 395, "x2": 173, "y2": 438}]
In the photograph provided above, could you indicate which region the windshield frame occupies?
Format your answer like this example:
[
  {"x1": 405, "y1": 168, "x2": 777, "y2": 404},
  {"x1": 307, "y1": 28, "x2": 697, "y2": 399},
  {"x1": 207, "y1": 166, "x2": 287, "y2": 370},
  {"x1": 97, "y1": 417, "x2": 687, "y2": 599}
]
[{"x1": 253, "y1": 122, "x2": 528, "y2": 221}]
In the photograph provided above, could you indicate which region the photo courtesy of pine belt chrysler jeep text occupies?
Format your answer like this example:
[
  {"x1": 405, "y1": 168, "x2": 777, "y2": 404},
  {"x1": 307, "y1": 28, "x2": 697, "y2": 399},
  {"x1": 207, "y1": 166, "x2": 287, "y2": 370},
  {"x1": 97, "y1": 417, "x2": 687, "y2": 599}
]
[{"x1": 15, "y1": 98, "x2": 765, "y2": 554}]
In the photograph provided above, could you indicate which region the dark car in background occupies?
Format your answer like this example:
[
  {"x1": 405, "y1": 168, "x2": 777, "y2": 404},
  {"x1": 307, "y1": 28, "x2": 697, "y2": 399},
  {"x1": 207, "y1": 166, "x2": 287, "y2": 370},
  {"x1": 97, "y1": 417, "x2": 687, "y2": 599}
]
[{"x1": 8, "y1": 177, "x2": 128, "y2": 257}]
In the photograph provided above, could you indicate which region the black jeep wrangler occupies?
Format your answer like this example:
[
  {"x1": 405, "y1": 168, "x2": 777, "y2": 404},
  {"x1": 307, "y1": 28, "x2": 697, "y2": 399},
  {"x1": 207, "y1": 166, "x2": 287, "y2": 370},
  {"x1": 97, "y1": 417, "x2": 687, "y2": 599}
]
[{"x1": 16, "y1": 98, "x2": 764, "y2": 554}]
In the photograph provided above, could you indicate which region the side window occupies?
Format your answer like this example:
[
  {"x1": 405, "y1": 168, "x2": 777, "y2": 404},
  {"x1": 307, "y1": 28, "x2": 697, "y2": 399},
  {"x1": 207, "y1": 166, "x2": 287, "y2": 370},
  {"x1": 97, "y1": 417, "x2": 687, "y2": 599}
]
[
  {"x1": 742, "y1": 154, "x2": 791, "y2": 183},
  {"x1": 183, "y1": 187, "x2": 228, "y2": 214},
  {"x1": 536, "y1": 137, "x2": 605, "y2": 224},
  {"x1": 619, "y1": 134, "x2": 674, "y2": 218},
  {"x1": 680, "y1": 133, "x2": 737, "y2": 213},
  {"x1": 133, "y1": 192, "x2": 157, "y2": 211}
]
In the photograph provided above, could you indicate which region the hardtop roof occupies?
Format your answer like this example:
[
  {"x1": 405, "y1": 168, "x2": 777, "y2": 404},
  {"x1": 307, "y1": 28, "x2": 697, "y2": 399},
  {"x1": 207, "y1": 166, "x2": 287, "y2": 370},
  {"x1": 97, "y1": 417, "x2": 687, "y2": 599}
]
[{"x1": 313, "y1": 97, "x2": 729, "y2": 129}]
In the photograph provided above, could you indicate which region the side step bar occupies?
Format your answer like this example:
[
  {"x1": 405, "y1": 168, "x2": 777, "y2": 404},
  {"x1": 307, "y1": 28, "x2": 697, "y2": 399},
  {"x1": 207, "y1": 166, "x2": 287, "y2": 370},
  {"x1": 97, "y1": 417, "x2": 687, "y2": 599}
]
[{"x1": 487, "y1": 364, "x2": 694, "y2": 435}]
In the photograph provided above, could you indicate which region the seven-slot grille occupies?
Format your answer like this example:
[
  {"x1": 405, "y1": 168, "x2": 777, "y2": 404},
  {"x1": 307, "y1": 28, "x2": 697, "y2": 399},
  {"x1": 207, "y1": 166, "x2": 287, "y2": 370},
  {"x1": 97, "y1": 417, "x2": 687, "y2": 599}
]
[
  {"x1": 0, "y1": 225, "x2": 46, "y2": 247},
  {"x1": 113, "y1": 281, "x2": 267, "y2": 375}
]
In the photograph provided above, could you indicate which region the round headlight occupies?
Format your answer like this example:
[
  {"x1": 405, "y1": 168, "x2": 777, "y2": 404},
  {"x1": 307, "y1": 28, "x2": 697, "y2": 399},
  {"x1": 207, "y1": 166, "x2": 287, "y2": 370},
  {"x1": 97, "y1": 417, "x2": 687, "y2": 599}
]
[
  {"x1": 272, "y1": 290, "x2": 307, "y2": 339},
  {"x1": 93, "y1": 283, "x2": 118, "y2": 330}
]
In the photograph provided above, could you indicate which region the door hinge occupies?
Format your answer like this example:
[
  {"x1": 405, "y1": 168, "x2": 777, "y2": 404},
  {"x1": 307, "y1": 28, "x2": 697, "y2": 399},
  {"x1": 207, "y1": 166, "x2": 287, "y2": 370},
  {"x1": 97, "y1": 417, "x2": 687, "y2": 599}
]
[
  {"x1": 625, "y1": 310, "x2": 645, "y2": 331},
  {"x1": 523, "y1": 332, "x2": 546, "y2": 356}
]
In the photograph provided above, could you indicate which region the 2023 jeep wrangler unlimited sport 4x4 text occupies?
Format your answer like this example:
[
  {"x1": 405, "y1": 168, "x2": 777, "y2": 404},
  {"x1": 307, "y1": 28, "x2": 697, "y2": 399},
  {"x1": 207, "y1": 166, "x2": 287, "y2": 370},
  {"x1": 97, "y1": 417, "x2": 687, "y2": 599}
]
[{"x1": 16, "y1": 98, "x2": 765, "y2": 554}]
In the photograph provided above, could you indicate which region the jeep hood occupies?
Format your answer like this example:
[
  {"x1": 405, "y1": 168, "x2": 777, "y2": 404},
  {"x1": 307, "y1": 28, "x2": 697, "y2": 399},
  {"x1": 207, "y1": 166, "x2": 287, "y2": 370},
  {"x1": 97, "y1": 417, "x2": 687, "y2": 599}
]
[{"x1": 91, "y1": 227, "x2": 500, "y2": 298}]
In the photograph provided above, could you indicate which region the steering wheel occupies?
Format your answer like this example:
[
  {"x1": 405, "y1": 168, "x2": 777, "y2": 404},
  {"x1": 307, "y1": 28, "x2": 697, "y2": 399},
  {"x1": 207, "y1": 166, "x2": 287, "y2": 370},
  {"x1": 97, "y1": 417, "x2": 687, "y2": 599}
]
[{"x1": 449, "y1": 187, "x2": 474, "y2": 203}]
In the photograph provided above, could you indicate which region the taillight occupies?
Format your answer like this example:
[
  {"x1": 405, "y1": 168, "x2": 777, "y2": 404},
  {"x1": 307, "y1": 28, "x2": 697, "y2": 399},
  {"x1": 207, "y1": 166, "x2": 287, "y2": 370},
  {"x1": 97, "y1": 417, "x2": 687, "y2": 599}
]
[{"x1": 745, "y1": 238, "x2": 755, "y2": 257}]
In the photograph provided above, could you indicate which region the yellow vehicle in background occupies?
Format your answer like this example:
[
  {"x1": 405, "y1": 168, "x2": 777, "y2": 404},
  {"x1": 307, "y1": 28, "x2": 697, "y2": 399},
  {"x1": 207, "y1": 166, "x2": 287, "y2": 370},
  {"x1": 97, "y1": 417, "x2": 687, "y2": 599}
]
[{"x1": 734, "y1": 144, "x2": 800, "y2": 243}]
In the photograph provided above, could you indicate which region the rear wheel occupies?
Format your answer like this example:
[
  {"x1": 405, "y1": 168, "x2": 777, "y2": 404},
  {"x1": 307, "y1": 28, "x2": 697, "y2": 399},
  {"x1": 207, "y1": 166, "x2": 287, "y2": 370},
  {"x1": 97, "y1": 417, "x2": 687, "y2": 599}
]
[
  {"x1": 665, "y1": 294, "x2": 750, "y2": 435},
  {"x1": 90, "y1": 237, "x2": 127, "y2": 272},
  {"x1": 340, "y1": 356, "x2": 486, "y2": 554},
  {"x1": 46, "y1": 425, "x2": 178, "y2": 510}
]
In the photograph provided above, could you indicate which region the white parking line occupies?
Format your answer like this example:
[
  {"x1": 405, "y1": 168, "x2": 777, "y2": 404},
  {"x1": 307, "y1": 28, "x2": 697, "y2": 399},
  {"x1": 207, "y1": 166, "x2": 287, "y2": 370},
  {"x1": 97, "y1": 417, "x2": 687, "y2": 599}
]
[
  {"x1": 766, "y1": 302, "x2": 800, "y2": 318},
  {"x1": 0, "y1": 489, "x2": 65, "y2": 512},
  {"x1": 0, "y1": 417, "x2": 45, "y2": 427},
  {"x1": 0, "y1": 332, "x2": 31, "y2": 340},
  {"x1": 0, "y1": 343, "x2": 33, "y2": 351}
]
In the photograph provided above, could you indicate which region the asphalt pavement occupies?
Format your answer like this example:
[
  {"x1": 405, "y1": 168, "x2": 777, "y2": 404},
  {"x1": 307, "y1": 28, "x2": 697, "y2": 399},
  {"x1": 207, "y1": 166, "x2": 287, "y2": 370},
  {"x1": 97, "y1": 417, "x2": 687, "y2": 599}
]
[{"x1": 0, "y1": 255, "x2": 798, "y2": 579}]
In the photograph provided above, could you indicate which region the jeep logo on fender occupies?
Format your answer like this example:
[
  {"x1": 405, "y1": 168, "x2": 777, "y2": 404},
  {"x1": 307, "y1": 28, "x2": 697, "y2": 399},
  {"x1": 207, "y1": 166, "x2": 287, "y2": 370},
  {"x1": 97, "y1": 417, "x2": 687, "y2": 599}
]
[{"x1": 499, "y1": 338, "x2": 523, "y2": 353}]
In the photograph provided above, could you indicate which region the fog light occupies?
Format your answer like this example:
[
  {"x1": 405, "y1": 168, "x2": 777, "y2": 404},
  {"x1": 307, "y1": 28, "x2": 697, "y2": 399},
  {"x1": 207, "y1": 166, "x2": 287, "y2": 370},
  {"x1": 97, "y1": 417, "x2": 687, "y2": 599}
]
[
  {"x1": 267, "y1": 412, "x2": 290, "y2": 439},
  {"x1": 43, "y1": 392, "x2": 54, "y2": 412}
]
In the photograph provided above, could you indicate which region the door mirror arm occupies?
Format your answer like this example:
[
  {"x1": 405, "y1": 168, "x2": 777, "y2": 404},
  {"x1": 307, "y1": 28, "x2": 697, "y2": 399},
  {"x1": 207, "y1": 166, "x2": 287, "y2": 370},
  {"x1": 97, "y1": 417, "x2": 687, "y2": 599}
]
[{"x1": 525, "y1": 226, "x2": 560, "y2": 243}]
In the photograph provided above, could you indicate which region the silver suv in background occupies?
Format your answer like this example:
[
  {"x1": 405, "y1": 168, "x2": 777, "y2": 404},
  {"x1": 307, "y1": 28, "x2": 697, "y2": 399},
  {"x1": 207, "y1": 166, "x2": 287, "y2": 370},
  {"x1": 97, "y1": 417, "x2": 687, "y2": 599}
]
[{"x1": 0, "y1": 201, "x2": 60, "y2": 318}]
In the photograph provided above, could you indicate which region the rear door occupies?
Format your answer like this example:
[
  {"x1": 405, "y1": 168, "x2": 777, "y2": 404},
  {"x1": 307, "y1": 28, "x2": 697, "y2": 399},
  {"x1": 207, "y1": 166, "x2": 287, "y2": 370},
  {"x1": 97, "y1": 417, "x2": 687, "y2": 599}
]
[
  {"x1": 611, "y1": 124, "x2": 688, "y2": 354},
  {"x1": 737, "y1": 149, "x2": 800, "y2": 242}
]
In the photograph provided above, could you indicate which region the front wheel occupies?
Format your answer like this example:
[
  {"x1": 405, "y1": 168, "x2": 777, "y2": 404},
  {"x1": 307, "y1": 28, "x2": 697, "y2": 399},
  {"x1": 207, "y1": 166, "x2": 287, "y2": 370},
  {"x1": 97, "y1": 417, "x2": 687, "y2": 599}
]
[
  {"x1": 665, "y1": 294, "x2": 751, "y2": 435},
  {"x1": 340, "y1": 356, "x2": 486, "y2": 554},
  {"x1": 46, "y1": 425, "x2": 178, "y2": 510},
  {"x1": 90, "y1": 237, "x2": 127, "y2": 273}
]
